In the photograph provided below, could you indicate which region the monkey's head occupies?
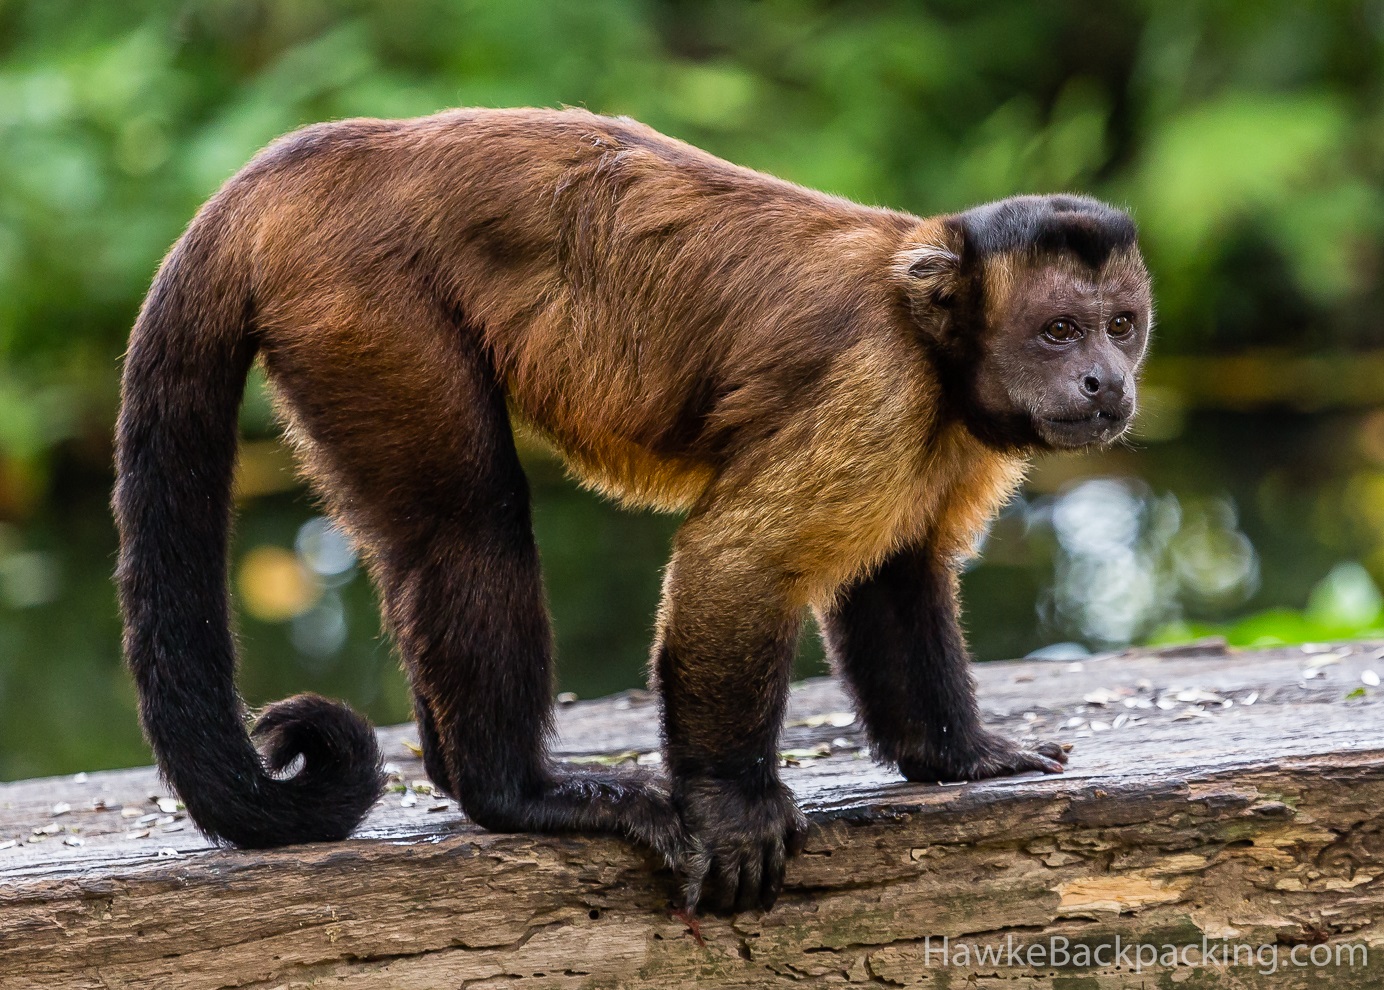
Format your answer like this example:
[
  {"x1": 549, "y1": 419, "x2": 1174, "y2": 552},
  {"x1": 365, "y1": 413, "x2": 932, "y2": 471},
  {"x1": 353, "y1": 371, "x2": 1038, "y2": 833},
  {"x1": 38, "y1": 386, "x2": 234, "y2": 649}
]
[{"x1": 897, "y1": 194, "x2": 1152, "y2": 452}]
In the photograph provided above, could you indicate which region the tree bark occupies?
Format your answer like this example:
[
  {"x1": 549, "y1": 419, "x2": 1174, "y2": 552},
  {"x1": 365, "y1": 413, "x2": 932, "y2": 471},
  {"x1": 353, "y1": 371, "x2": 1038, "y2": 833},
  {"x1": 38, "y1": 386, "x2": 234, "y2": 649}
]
[{"x1": 2, "y1": 640, "x2": 1382, "y2": 987}]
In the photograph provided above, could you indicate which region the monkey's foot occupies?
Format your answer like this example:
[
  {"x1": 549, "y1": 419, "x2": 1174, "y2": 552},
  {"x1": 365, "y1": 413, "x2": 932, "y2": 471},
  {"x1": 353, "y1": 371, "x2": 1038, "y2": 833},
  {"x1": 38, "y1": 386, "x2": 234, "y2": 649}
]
[
  {"x1": 456, "y1": 765, "x2": 687, "y2": 866},
  {"x1": 897, "y1": 731, "x2": 1067, "y2": 783},
  {"x1": 675, "y1": 776, "x2": 809, "y2": 915},
  {"x1": 544, "y1": 766, "x2": 688, "y2": 866}
]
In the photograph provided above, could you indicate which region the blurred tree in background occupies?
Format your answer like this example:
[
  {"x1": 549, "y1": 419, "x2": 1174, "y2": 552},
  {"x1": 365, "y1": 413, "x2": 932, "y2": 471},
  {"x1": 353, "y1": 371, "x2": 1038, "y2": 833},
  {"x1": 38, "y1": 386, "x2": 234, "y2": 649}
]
[
  {"x1": 1, "y1": 0, "x2": 1381, "y2": 499},
  {"x1": 1, "y1": 0, "x2": 1383, "y2": 777}
]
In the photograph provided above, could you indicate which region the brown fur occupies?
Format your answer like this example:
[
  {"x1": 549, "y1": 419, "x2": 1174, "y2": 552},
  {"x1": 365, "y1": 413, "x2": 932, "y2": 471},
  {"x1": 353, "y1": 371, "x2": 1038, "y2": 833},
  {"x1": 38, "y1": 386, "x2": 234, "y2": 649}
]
[
  {"x1": 241, "y1": 111, "x2": 1024, "y2": 595},
  {"x1": 115, "y1": 107, "x2": 1150, "y2": 912}
]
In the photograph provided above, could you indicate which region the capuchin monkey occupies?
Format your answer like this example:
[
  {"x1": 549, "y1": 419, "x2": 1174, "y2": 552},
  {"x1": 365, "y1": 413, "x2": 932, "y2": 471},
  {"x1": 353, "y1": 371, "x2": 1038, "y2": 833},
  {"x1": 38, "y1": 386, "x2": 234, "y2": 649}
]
[{"x1": 114, "y1": 107, "x2": 1152, "y2": 914}]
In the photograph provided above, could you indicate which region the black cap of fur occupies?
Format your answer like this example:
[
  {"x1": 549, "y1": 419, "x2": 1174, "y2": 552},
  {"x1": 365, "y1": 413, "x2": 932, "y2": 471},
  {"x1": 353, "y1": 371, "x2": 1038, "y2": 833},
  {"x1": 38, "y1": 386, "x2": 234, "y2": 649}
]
[{"x1": 958, "y1": 194, "x2": 1136, "y2": 270}]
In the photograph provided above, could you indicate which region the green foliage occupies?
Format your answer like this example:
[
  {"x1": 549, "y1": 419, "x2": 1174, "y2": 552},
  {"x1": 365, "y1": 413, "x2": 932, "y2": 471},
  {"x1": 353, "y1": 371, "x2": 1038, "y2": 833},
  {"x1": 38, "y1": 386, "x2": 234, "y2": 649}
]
[
  {"x1": 1151, "y1": 561, "x2": 1384, "y2": 648},
  {"x1": 0, "y1": 1, "x2": 1381, "y2": 471}
]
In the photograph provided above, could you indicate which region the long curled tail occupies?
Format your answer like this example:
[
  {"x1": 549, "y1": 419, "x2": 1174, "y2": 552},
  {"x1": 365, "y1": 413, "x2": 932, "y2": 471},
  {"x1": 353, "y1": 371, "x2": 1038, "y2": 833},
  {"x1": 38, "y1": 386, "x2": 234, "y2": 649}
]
[{"x1": 113, "y1": 191, "x2": 383, "y2": 848}]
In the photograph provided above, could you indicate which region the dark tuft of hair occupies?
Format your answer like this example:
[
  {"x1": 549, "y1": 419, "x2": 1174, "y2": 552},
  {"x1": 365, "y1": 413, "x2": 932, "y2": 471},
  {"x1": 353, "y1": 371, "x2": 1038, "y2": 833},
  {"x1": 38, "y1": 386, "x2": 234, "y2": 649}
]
[{"x1": 957, "y1": 194, "x2": 1137, "y2": 270}]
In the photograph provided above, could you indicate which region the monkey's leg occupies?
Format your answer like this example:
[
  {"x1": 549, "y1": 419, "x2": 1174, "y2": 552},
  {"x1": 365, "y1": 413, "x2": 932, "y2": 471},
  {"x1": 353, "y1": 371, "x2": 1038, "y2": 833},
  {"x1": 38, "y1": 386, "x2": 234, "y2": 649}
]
[
  {"x1": 655, "y1": 515, "x2": 809, "y2": 914},
  {"x1": 817, "y1": 542, "x2": 1067, "y2": 782},
  {"x1": 262, "y1": 312, "x2": 681, "y2": 864},
  {"x1": 377, "y1": 501, "x2": 680, "y2": 861}
]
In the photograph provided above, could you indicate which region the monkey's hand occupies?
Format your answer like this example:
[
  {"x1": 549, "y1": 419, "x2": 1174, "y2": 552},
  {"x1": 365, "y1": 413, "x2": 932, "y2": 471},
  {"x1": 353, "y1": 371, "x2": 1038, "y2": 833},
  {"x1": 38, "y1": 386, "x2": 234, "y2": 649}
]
[
  {"x1": 675, "y1": 775, "x2": 809, "y2": 914},
  {"x1": 896, "y1": 730, "x2": 1067, "y2": 783}
]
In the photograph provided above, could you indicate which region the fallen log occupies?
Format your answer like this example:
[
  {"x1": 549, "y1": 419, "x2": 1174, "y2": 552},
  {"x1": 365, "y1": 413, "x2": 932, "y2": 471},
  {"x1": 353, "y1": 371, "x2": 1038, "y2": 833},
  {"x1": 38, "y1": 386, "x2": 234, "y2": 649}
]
[{"x1": 2, "y1": 640, "x2": 1382, "y2": 987}]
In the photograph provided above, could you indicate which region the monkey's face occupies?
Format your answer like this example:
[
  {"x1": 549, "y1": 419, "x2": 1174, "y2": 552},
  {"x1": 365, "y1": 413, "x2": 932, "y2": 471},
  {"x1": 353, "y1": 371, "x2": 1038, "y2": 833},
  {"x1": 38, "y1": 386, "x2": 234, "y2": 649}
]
[
  {"x1": 897, "y1": 195, "x2": 1152, "y2": 453},
  {"x1": 976, "y1": 250, "x2": 1152, "y2": 451}
]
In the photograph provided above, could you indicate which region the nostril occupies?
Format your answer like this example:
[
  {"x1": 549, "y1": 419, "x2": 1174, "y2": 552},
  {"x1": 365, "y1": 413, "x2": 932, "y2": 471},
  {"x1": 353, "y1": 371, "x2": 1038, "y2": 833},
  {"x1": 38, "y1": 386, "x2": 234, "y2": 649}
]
[{"x1": 1082, "y1": 375, "x2": 1100, "y2": 396}]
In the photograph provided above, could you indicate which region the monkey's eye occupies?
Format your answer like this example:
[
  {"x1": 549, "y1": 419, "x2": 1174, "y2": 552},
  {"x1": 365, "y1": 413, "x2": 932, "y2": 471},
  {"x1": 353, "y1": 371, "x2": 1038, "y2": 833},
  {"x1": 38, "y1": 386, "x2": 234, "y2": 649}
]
[
  {"x1": 1108, "y1": 314, "x2": 1135, "y2": 337},
  {"x1": 1042, "y1": 318, "x2": 1082, "y2": 343}
]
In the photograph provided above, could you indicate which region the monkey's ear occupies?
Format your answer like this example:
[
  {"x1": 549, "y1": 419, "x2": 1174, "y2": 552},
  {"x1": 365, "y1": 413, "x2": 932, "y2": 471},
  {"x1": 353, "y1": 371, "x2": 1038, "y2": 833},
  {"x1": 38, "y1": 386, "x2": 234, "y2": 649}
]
[{"x1": 894, "y1": 226, "x2": 962, "y2": 304}]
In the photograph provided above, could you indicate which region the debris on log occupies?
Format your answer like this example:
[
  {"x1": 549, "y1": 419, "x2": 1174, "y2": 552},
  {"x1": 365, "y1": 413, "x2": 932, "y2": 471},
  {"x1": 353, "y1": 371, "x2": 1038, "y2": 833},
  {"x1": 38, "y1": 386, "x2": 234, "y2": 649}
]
[{"x1": 2, "y1": 641, "x2": 1382, "y2": 987}]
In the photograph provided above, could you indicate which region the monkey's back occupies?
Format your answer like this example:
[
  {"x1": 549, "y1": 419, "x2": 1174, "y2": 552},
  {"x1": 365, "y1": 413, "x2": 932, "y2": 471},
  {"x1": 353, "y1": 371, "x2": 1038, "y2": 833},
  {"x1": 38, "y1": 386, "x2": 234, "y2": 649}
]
[{"x1": 236, "y1": 107, "x2": 922, "y2": 510}]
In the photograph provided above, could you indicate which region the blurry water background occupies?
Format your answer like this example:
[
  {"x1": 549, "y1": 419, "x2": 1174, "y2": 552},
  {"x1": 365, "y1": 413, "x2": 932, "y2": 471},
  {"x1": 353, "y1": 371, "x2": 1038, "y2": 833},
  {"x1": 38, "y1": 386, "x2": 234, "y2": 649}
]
[{"x1": 2, "y1": 0, "x2": 1383, "y2": 778}]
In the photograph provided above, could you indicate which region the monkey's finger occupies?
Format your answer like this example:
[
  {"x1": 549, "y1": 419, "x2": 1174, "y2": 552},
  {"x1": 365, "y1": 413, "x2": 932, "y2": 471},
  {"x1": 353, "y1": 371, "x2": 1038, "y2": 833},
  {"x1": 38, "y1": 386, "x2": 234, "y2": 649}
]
[
  {"x1": 761, "y1": 840, "x2": 786, "y2": 912},
  {"x1": 681, "y1": 848, "x2": 711, "y2": 912},
  {"x1": 733, "y1": 847, "x2": 764, "y2": 914},
  {"x1": 708, "y1": 855, "x2": 740, "y2": 914},
  {"x1": 786, "y1": 811, "x2": 809, "y2": 856},
  {"x1": 1035, "y1": 740, "x2": 1069, "y2": 765},
  {"x1": 1004, "y1": 746, "x2": 1066, "y2": 775}
]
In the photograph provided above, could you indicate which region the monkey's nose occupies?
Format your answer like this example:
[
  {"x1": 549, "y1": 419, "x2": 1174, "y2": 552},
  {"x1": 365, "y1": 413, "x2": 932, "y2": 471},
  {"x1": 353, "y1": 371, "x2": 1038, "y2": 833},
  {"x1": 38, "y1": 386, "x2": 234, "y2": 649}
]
[{"x1": 1079, "y1": 372, "x2": 1125, "y2": 402}]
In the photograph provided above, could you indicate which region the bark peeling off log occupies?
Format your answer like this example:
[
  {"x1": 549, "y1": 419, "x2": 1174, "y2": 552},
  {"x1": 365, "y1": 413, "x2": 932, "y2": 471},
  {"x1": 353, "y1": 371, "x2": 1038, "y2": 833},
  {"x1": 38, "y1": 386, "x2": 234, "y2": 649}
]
[{"x1": 1, "y1": 641, "x2": 1382, "y2": 987}]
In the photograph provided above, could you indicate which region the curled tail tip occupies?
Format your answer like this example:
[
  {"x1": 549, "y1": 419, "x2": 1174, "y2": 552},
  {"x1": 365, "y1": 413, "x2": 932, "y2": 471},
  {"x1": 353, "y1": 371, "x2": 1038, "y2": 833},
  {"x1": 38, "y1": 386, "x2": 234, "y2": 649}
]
[
  {"x1": 253, "y1": 693, "x2": 384, "y2": 774},
  {"x1": 251, "y1": 693, "x2": 387, "y2": 835},
  {"x1": 174, "y1": 694, "x2": 385, "y2": 850}
]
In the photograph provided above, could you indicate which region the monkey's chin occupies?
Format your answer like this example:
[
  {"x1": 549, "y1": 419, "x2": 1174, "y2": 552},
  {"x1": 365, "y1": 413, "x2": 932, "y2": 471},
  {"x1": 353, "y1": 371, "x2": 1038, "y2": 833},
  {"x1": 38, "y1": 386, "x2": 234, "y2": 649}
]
[{"x1": 1033, "y1": 413, "x2": 1129, "y2": 451}]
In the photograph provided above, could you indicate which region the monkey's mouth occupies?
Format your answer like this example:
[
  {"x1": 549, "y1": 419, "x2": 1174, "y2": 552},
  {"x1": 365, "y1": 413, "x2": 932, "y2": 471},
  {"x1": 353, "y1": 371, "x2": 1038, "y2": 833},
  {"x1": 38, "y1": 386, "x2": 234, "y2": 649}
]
[{"x1": 1034, "y1": 410, "x2": 1129, "y2": 449}]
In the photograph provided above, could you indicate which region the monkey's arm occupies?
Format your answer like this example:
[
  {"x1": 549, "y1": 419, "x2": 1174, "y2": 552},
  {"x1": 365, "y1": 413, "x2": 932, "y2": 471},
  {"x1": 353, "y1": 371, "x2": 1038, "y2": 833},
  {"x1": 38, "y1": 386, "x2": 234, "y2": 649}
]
[
  {"x1": 817, "y1": 542, "x2": 1066, "y2": 782},
  {"x1": 655, "y1": 511, "x2": 809, "y2": 914}
]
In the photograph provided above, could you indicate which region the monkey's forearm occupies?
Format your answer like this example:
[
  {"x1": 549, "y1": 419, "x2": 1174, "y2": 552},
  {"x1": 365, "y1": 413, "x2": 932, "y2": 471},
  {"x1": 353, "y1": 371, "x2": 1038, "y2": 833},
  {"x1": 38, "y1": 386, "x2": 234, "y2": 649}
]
[
  {"x1": 657, "y1": 622, "x2": 796, "y2": 790},
  {"x1": 819, "y1": 543, "x2": 1065, "y2": 780},
  {"x1": 818, "y1": 544, "x2": 977, "y2": 761},
  {"x1": 653, "y1": 534, "x2": 808, "y2": 912},
  {"x1": 656, "y1": 622, "x2": 809, "y2": 912}
]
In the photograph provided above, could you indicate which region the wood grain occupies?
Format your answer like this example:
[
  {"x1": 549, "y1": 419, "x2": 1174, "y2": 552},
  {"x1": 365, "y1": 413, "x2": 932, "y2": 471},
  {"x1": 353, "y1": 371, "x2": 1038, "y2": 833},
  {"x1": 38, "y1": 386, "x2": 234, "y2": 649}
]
[{"x1": 2, "y1": 640, "x2": 1382, "y2": 987}]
